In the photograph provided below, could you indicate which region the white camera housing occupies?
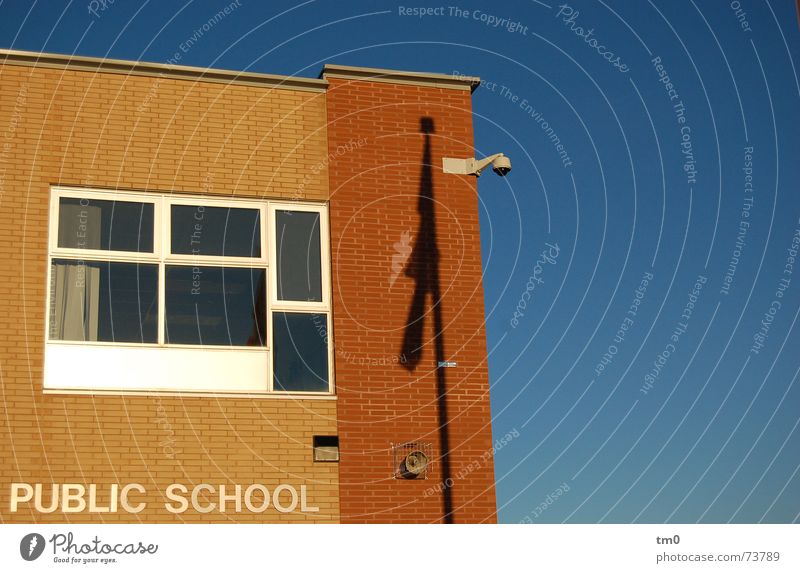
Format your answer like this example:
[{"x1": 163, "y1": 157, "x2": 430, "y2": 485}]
[{"x1": 442, "y1": 153, "x2": 512, "y2": 177}]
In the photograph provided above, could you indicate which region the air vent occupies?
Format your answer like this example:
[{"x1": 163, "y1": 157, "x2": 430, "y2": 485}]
[
  {"x1": 313, "y1": 436, "x2": 339, "y2": 462},
  {"x1": 391, "y1": 441, "x2": 432, "y2": 479}
]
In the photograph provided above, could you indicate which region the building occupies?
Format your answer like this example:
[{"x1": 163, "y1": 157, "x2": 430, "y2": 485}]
[{"x1": 0, "y1": 49, "x2": 496, "y2": 523}]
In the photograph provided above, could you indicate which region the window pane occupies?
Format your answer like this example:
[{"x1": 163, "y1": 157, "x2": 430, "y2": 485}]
[
  {"x1": 49, "y1": 259, "x2": 158, "y2": 342},
  {"x1": 165, "y1": 266, "x2": 266, "y2": 346},
  {"x1": 171, "y1": 205, "x2": 261, "y2": 257},
  {"x1": 275, "y1": 210, "x2": 322, "y2": 302},
  {"x1": 57, "y1": 197, "x2": 154, "y2": 252},
  {"x1": 273, "y1": 312, "x2": 329, "y2": 392}
]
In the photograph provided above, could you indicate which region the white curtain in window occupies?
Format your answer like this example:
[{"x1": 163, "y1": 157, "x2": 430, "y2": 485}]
[
  {"x1": 50, "y1": 203, "x2": 101, "y2": 341},
  {"x1": 49, "y1": 263, "x2": 100, "y2": 340}
]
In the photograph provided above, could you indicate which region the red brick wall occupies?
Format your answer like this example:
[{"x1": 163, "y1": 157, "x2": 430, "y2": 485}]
[{"x1": 326, "y1": 76, "x2": 497, "y2": 523}]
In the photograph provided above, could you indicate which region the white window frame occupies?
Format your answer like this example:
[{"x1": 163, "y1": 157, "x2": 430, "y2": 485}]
[
  {"x1": 161, "y1": 195, "x2": 268, "y2": 350},
  {"x1": 268, "y1": 202, "x2": 331, "y2": 311},
  {"x1": 165, "y1": 195, "x2": 268, "y2": 266},
  {"x1": 44, "y1": 186, "x2": 334, "y2": 397},
  {"x1": 47, "y1": 187, "x2": 163, "y2": 263}
]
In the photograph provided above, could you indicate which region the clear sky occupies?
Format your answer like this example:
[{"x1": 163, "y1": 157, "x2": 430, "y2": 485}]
[{"x1": 2, "y1": 0, "x2": 799, "y2": 524}]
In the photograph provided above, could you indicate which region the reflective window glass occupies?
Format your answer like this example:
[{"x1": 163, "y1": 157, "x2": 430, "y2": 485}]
[
  {"x1": 171, "y1": 205, "x2": 261, "y2": 257},
  {"x1": 272, "y1": 312, "x2": 329, "y2": 392},
  {"x1": 57, "y1": 197, "x2": 154, "y2": 252},
  {"x1": 275, "y1": 210, "x2": 322, "y2": 302},
  {"x1": 165, "y1": 265, "x2": 266, "y2": 346},
  {"x1": 49, "y1": 259, "x2": 158, "y2": 342}
]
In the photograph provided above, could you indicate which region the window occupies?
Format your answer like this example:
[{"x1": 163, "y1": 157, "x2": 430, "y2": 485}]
[
  {"x1": 164, "y1": 266, "x2": 266, "y2": 346},
  {"x1": 272, "y1": 312, "x2": 329, "y2": 392},
  {"x1": 169, "y1": 204, "x2": 261, "y2": 257},
  {"x1": 45, "y1": 187, "x2": 332, "y2": 395},
  {"x1": 49, "y1": 259, "x2": 158, "y2": 343},
  {"x1": 57, "y1": 196, "x2": 154, "y2": 252},
  {"x1": 274, "y1": 209, "x2": 322, "y2": 302}
]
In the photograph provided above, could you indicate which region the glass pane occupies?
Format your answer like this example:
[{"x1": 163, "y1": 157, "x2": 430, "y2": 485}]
[
  {"x1": 57, "y1": 197, "x2": 154, "y2": 252},
  {"x1": 272, "y1": 312, "x2": 329, "y2": 392},
  {"x1": 275, "y1": 210, "x2": 322, "y2": 302},
  {"x1": 171, "y1": 205, "x2": 261, "y2": 257},
  {"x1": 165, "y1": 266, "x2": 266, "y2": 346},
  {"x1": 49, "y1": 259, "x2": 158, "y2": 342}
]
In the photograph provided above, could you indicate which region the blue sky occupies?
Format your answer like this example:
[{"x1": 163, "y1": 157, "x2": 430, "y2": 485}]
[{"x1": 2, "y1": 0, "x2": 799, "y2": 523}]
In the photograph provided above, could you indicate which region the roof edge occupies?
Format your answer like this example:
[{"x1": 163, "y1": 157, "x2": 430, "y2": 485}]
[
  {"x1": 0, "y1": 49, "x2": 328, "y2": 93},
  {"x1": 321, "y1": 64, "x2": 481, "y2": 93}
]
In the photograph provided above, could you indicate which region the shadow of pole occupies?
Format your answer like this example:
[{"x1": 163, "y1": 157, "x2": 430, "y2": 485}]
[{"x1": 400, "y1": 117, "x2": 453, "y2": 523}]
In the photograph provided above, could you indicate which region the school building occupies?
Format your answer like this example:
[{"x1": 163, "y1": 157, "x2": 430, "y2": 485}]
[{"x1": 0, "y1": 48, "x2": 496, "y2": 523}]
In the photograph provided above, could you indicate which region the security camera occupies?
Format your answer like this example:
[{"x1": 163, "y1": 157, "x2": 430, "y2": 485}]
[
  {"x1": 491, "y1": 154, "x2": 511, "y2": 176},
  {"x1": 442, "y1": 153, "x2": 512, "y2": 177}
]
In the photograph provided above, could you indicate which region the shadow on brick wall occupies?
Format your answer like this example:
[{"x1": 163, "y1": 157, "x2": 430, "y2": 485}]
[{"x1": 400, "y1": 117, "x2": 453, "y2": 523}]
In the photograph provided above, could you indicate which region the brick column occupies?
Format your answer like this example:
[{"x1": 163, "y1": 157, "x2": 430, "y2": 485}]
[{"x1": 324, "y1": 68, "x2": 497, "y2": 523}]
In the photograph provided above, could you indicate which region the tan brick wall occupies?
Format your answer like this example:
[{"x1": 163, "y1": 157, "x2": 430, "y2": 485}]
[{"x1": 0, "y1": 63, "x2": 338, "y2": 522}]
